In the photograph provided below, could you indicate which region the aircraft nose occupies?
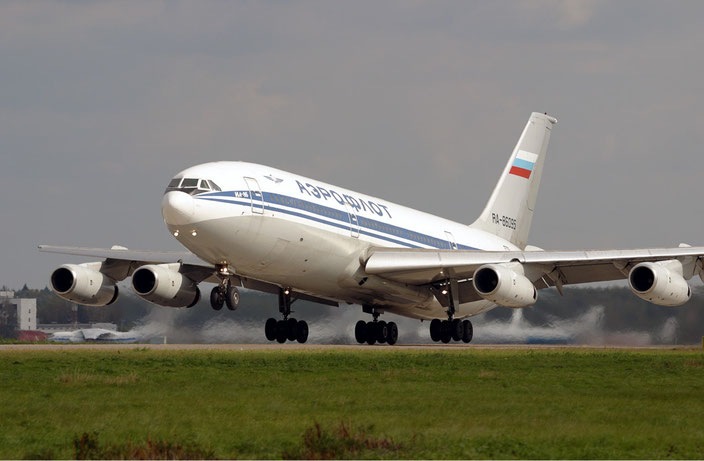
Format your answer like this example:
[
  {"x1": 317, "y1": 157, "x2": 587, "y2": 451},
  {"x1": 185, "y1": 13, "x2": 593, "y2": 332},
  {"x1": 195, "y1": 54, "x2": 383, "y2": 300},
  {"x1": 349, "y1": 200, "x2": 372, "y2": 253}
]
[{"x1": 162, "y1": 191, "x2": 195, "y2": 226}]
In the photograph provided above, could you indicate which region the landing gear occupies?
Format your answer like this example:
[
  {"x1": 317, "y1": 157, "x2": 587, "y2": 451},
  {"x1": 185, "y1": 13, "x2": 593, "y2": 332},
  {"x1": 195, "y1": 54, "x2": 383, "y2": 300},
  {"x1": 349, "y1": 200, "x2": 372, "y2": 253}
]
[
  {"x1": 429, "y1": 318, "x2": 473, "y2": 344},
  {"x1": 210, "y1": 278, "x2": 240, "y2": 311},
  {"x1": 428, "y1": 276, "x2": 473, "y2": 344},
  {"x1": 354, "y1": 308, "x2": 398, "y2": 345},
  {"x1": 265, "y1": 318, "x2": 308, "y2": 344},
  {"x1": 210, "y1": 286, "x2": 224, "y2": 310},
  {"x1": 225, "y1": 285, "x2": 239, "y2": 310},
  {"x1": 264, "y1": 287, "x2": 309, "y2": 343}
]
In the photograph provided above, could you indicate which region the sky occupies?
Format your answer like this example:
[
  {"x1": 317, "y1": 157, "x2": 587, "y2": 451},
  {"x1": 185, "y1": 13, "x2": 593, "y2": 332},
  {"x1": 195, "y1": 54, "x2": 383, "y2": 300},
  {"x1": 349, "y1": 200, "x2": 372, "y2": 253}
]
[{"x1": 1, "y1": 0, "x2": 703, "y2": 288}]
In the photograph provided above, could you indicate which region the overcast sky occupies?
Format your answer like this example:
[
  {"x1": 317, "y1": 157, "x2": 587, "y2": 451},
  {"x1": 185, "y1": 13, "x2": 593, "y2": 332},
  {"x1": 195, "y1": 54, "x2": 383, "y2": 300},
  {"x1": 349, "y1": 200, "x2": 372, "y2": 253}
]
[{"x1": 1, "y1": 1, "x2": 703, "y2": 288}]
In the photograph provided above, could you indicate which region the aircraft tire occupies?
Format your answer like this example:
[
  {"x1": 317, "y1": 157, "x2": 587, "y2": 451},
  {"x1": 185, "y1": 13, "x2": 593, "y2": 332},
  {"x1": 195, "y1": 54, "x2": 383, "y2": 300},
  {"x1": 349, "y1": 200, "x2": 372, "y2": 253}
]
[
  {"x1": 387, "y1": 322, "x2": 398, "y2": 345},
  {"x1": 462, "y1": 320, "x2": 473, "y2": 344},
  {"x1": 286, "y1": 318, "x2": 298, "y2": 341},
  {"x1": 451, "y1": 319, "x2": 463, "y2": 341},
  {"x1": 365, "y1": 322, "x2": 377, "y2": 345},
  {"x1": 265, "y1": 318, "x2": 277, "y2": 341},
  {"x1": 296, "y1": 320, "x2": 309, "y2": 344},
  {"x1": 429, "y1": 319, "x2": 441, "y2": 342},
  {"x1": 225, "y1": 286, "x2": 240, "y2": 310},
  {"x1": 440, "y1": 321, "x2": 452, "y2": 344},
  {"x1": 354, "y1": 320, "x2": 366, "y2": 344},
  {"x1": 275, "y1": 320, "x2": 288, "y2": 343},
  {"x1": 210, "y1": 286, "x2": 224, "y2": 310},
  {"x1": 376, "y1": 321, "x2": 388, "y2": 343}
]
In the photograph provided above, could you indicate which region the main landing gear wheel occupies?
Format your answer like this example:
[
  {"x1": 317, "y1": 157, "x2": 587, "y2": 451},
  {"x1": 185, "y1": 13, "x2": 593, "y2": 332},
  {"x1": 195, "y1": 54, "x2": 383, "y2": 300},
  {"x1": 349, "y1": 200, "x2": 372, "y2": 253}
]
[
  {"x1": 354, "y1": 320, "x2": 398, "y2": 346},
  {"x1": 461, "y1": 319, "x2": 473, "y2": 344},
  {"x1": 430, "y1": 319, "x2": 473, "y2": 344},
  {"x1": 429, "y1": 319, "x2": 441, "y2": 342},
  {"x1": 265, "y1": 318, "x2": 277, "y2": 341},
  {"x1": 210, "y1": 286, "x2": 225, "y2": 310},
  {"x1": 266, "y1": 317, "x2": 309, "y2": 344}
]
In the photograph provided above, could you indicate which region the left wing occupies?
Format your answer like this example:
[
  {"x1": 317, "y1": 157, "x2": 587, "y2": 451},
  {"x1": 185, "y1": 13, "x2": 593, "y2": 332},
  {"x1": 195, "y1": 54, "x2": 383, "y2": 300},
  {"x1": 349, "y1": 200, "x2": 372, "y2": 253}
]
[{"x1": 362, "y1": 245, "x2": 704, "y2": 305}]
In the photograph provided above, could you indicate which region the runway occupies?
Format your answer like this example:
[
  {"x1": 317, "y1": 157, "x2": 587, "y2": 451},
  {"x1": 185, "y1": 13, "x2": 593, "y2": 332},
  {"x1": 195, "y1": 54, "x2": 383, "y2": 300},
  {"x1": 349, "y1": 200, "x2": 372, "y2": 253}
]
[{"x1": 0, "y1": 343, "x2": 699, "y2": 351}]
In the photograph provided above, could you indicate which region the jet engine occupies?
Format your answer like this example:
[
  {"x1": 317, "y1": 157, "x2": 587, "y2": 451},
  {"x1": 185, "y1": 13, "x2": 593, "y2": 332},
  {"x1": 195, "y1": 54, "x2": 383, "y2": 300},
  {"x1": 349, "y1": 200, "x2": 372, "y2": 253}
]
[
  {"x1": 472, "y1": 263, "x2": 537, "y2": 308},
  {"x1": 628, "y1": 261, "x2": 691, "y2": 306},
  {"x1": 50, "y1": 263, "x2": 119, "y2": 306},
  {"x1": 131, "y1": 264, "x2": 200, "y2": 308}
]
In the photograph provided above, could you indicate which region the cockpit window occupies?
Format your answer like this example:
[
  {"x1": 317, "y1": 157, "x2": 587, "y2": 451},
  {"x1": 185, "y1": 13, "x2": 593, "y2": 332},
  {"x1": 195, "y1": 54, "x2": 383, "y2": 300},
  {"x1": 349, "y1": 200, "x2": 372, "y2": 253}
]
[{"x1": 165, "y1": 177, "x2": 222, "y2": 195}]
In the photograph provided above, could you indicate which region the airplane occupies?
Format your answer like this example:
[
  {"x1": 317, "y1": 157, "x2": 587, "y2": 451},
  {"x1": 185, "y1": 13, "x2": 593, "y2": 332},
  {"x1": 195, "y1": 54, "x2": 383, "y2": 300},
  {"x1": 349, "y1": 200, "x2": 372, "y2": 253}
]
[
  {"x1": 48, "y1": 328, "x2": 139, "y2": 343},
  {"x1": 40, "y1": 112, "x2": 704, "y2": 345}
]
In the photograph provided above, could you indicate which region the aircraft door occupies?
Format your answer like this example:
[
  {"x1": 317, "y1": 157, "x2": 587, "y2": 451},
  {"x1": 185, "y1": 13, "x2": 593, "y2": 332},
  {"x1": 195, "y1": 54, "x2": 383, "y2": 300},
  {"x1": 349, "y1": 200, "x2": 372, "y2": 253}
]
[
  {"x1": 344, "y1": 203, "x2": 360, "y2": 238},
  {"x1": 445, "y1": 231, "x2": 458, "y2": 250},
  {"x1": 244, "y1": 177, "x2": 264, "y2": 214}
]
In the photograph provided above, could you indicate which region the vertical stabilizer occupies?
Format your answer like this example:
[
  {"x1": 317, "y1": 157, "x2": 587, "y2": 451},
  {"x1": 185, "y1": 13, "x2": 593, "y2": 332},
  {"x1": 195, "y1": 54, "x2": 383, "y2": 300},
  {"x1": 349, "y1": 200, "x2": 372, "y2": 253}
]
[{"x1": 470, "y1": 112, "x2": 556, "y2": 249}]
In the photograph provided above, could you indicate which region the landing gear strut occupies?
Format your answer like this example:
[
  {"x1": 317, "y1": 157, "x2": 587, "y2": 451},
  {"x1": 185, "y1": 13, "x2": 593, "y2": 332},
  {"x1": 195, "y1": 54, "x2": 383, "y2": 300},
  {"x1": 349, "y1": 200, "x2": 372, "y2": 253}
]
[
  {"x1": 264, "y1": 288, "x2": 309, "y2": 344},
  {"x1": 428, "y1": 277, "x2": 473, "y2": 344},
  {"x1": 354, "y1": 306, "x2": 398, "y2": 345}
]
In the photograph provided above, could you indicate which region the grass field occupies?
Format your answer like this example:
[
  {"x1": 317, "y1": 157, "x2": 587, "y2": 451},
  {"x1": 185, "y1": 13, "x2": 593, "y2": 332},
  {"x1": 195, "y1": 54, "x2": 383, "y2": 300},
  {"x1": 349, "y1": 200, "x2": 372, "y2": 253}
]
[{"x1": 1, "y1": 348, "x2": 703, "y2": 459}]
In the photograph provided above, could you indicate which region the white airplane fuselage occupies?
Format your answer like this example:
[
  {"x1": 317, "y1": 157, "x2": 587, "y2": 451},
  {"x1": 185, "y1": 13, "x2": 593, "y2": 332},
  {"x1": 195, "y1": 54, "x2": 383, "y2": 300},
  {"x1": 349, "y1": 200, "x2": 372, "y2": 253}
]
[{"x1": 162, "y1": 161, "x2": 517, "y2": 320}]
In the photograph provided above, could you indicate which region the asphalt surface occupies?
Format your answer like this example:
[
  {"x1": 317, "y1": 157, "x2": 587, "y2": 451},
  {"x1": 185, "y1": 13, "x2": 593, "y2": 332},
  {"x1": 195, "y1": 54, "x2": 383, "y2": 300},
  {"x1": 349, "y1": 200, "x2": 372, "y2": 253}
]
[{"x1": 0, "y1": 343, "x2": 700, "y2": 351}]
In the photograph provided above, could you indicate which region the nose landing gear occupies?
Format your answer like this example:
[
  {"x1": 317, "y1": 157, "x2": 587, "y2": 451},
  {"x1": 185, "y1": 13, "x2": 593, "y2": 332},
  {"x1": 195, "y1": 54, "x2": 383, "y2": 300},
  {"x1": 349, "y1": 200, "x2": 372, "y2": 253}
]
[
  {"x1": 210, "y1": 281, "x2": 240, "y2": 311},
  {"x1": 264, "y1": 287, "x2": 309, "y2": 344}
]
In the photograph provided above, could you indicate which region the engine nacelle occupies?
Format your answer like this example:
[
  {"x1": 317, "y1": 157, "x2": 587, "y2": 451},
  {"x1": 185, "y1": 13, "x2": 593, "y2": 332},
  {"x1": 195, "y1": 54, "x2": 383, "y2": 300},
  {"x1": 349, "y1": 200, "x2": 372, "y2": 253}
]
[
  {"x1": 50, "y1": 263, "x2": 119, "y2": 306},
  {"x1": 132, "y1": 264, "x2": 200, "y2": 308},
  {"x1": 628, "y1": 261, "x2": 691, "y2": 306},
  {"x1": 472, "y1": 263, "x2": 537, "y2": 308}
]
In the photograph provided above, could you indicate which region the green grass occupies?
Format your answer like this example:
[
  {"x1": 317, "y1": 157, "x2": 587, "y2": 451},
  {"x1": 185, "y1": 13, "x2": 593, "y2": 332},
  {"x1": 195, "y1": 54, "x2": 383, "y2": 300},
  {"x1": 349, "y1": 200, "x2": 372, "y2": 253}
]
[{"x1": 1, "y1": 348, "x2": 703, "y2": 459}]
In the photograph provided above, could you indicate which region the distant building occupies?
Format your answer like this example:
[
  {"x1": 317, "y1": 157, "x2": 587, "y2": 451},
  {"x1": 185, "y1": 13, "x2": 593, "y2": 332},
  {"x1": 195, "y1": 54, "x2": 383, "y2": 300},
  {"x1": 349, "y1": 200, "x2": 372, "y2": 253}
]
[{"x1": 0, "y1": 291, "x2": 37, "y2": 335}]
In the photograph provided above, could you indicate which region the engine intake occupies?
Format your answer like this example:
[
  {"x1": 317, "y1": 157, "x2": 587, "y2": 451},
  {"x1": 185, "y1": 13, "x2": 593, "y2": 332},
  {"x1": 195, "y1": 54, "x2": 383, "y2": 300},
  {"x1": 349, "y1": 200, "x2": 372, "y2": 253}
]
[
  {"x1": 132, "y1": 264, "x2": 200, "y2": 308},
  {"x1": 473, "y1": 263, "x2": 537, "y2": 308},
  {"x1": 628, "y1": 261, "x2": 691, "y2": 306},
  {"x1": 50, "y1": 263, "x2": 118, "y2": 306}
]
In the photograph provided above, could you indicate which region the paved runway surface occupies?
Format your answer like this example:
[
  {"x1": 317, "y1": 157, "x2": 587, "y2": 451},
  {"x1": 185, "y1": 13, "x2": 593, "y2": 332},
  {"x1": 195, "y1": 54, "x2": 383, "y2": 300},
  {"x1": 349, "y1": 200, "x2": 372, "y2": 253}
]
[{"x1": 0, "y1": 343, "x2": 700, "y2": 351}]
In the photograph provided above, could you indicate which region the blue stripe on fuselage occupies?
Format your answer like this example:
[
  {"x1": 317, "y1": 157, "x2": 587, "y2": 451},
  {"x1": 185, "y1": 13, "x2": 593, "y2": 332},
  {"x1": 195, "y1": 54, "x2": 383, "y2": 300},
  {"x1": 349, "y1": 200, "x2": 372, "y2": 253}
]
[{"x1": 196, "y1": 191, "x2": 477, "y2": 250}]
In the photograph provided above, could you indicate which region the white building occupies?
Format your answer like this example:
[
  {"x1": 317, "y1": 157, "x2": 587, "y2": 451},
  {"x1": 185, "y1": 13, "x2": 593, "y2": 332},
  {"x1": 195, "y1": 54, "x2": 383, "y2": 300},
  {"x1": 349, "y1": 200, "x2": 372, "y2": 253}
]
[{"x1": 0, "y1": 291, "x2": 37, "y2": 331}]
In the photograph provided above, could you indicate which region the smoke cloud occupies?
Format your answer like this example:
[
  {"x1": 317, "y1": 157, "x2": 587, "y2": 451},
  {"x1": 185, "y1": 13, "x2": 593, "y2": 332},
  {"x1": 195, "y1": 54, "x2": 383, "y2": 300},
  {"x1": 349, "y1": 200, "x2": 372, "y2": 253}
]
[{"x1": 129, "y1": 289, "x2": 682, "y2": 346}]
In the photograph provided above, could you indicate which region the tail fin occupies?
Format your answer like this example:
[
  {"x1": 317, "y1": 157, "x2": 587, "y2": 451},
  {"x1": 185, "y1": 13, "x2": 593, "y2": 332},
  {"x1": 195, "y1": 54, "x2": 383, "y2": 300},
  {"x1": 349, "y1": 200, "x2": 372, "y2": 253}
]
[{"x1": 470, "y1": 112, "x2": 556, "y2": 249}]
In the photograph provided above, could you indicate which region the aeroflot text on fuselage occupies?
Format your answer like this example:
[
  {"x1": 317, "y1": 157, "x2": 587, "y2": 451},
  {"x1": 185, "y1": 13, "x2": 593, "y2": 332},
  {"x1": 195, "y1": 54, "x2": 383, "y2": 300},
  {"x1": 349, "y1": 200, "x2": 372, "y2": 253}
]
[{"x1": 295, "y1": 180, "x2": 393, "y2": 219}]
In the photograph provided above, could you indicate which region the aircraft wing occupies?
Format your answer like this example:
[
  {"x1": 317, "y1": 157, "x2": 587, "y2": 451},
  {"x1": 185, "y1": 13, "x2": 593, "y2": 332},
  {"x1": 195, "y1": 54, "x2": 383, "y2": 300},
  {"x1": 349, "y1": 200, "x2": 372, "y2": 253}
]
[
  {"x1": 38, "y1": 245, "x2": 218, "y2": 283},
  {"x1": 363, "y1": 246, "x2": 704, "y2": 290},
  {"x1": 38, "y1": 245, "x2": 340, "y2": 306}
]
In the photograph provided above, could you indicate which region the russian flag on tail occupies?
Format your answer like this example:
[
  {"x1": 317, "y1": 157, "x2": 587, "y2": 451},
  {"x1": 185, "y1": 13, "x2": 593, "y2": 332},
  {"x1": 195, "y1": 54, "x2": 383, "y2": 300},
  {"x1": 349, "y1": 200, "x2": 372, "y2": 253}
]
[{"x1": 509, "y1": 150, "x2": 538, "y2": 179}]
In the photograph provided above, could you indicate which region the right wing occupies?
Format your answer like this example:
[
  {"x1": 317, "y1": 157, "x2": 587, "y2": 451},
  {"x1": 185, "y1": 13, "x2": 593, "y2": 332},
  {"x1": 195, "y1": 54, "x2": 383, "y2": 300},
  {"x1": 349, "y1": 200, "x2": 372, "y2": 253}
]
[
  {"x1": 38, "y1": 244, "x2": 218, "y2": 283},
  {"x1": 39, "y1": 244, "x2": 339, "y2": 307},
  {"x1": 362, "y1": 245, "x2": 704, "y2": 305}
]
